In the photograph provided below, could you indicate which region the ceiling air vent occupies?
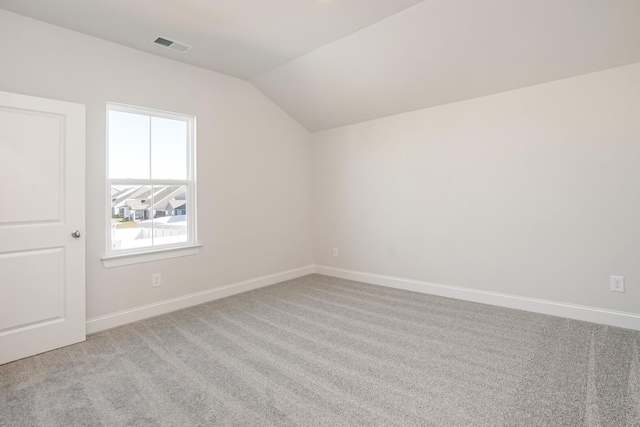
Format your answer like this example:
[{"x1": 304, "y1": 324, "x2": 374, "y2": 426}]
[{"x1": 153, "y1": 36, "x2": 192, "y2": 53}]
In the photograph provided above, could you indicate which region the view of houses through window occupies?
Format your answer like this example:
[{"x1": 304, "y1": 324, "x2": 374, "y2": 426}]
[
  {"x1": 107, "y1": 103, "x2": 196, "y2": 253},
  {"x1": 110, "y1": 184, "x2": 188, "y2": 250}
]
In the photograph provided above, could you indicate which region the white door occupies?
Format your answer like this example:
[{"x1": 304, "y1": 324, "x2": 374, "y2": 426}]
[{"x1": 0, "y1": 91, "x2": 85, "y2": 365}]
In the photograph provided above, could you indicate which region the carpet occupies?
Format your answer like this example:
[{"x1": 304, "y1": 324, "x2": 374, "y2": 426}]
[{"x1": 1, "y1": 274, "x2": 639, "y2": 426}]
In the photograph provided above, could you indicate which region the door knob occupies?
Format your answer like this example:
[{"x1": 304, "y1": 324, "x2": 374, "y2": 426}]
[{"x1": 71, "y1": 230, "x2": 82, "y2": 238}]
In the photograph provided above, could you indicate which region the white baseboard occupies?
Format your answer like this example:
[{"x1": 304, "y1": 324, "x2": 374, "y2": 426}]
[
  {"x1": 86, "y1": 265, "x2": 314, "y2": 334},
  {"x1": 86, "y1": 263, "x2": 640, "y2": 334},
  {"x1": 313, "y1": 265, "x2": 640, "y2": 331}
]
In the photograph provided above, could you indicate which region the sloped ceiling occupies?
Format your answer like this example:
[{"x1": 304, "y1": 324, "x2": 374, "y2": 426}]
[
  {"x1": 252, "y1": 0, "x2": 640, "y2": 131},
  {"x1": 0, "y1": 0, "x2": 422, "y2": 79},
  {"x1": 2, "y1": 0, "x2": 640, "y2": 131}
]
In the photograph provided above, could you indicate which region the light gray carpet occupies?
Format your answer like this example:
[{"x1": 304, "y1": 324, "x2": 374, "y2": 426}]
[{"x1": 1, "y1": 274, "x2": 639, "y2": 426}]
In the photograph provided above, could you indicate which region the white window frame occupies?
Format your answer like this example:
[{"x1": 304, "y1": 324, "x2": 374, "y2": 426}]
[{"x1": 102, "y1": 103, "x2": 199, "y2": 268}]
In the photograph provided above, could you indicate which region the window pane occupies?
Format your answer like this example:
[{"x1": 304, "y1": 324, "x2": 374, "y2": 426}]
[
  {"x1": 109, "y1": 184, "x2": 153, "y2": 250},
  {"x1": 110, "y1": 184, "x2": 188, "y2": 250},
  {"x1": 151, "y1": 117, "x2": 187, "y2": 180},
  {"x1": 150, "y1": 184, "x2": 189, "y2": 246},
  {"x1": 108, "y1": 111, "x2": 150, "y2": 179}
]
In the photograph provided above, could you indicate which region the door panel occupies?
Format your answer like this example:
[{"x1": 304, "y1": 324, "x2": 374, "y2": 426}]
[
  {"x1": 0, "y1": 248, "x2": 64, "y2": 331},
  {"x1": 0, "y1": 108, "x2": 62, "y2": 223},
  {"x1": 0, "y1": 91, "x2": 85, "y2": 365}
]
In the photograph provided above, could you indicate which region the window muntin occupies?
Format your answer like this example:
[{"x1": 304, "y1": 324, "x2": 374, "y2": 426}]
[{"x1": 107, "y1": 104, "x2": 196, "y2": 255}]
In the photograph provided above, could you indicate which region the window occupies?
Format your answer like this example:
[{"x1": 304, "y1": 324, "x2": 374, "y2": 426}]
[{"x1": 105, "y1": 103, "x2": 197, "y2": 261}]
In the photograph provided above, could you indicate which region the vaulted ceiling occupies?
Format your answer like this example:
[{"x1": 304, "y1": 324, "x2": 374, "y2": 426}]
[{"x1": 2, "y1": 0, "x2": 640, "y2": 131}]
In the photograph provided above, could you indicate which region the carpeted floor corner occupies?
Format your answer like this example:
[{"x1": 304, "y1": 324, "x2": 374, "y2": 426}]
[{"x1": 1, "y1": 274, "x2": 639, "y2": 426}]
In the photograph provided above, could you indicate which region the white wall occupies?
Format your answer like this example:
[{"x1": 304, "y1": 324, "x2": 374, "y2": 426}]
[
  {"x1": 312, "y1": 62, "x2": 640, "y2": 315},
  {"x1": 0, "y1": 10, "x2": 313, "y2": 319}
]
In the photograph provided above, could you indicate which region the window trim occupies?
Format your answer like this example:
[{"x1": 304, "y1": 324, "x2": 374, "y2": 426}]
[
  {"x1": 102, "y1": 244, "x2": 201, "y2": 268},
  {"x1": 103, "y1": 103, "x2": 198, "y2": 267}
]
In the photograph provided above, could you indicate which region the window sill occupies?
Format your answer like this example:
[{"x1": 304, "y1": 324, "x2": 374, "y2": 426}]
[{"x1": 102, "y1": 244, "x2": 201, "y2": 268}]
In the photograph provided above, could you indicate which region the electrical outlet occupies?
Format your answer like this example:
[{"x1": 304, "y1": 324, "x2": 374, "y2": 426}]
[
  {"x1": 332, "y1": 248, "x2": 339, "y2": 257},
  {"x1": 152, "y1": 273, "x2": 162, "y2": 288},
  {"x1": 610, "y1": 275, "x2": 624, "y2": 293}
]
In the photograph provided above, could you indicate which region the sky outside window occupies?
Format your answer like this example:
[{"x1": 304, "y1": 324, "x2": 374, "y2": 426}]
[
  {"x1": 108, "y1": 111, "x2": 187, "y2": 180},
  {"x1": 151, "y1": 117, "x2": 187, "y2": 180}
]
